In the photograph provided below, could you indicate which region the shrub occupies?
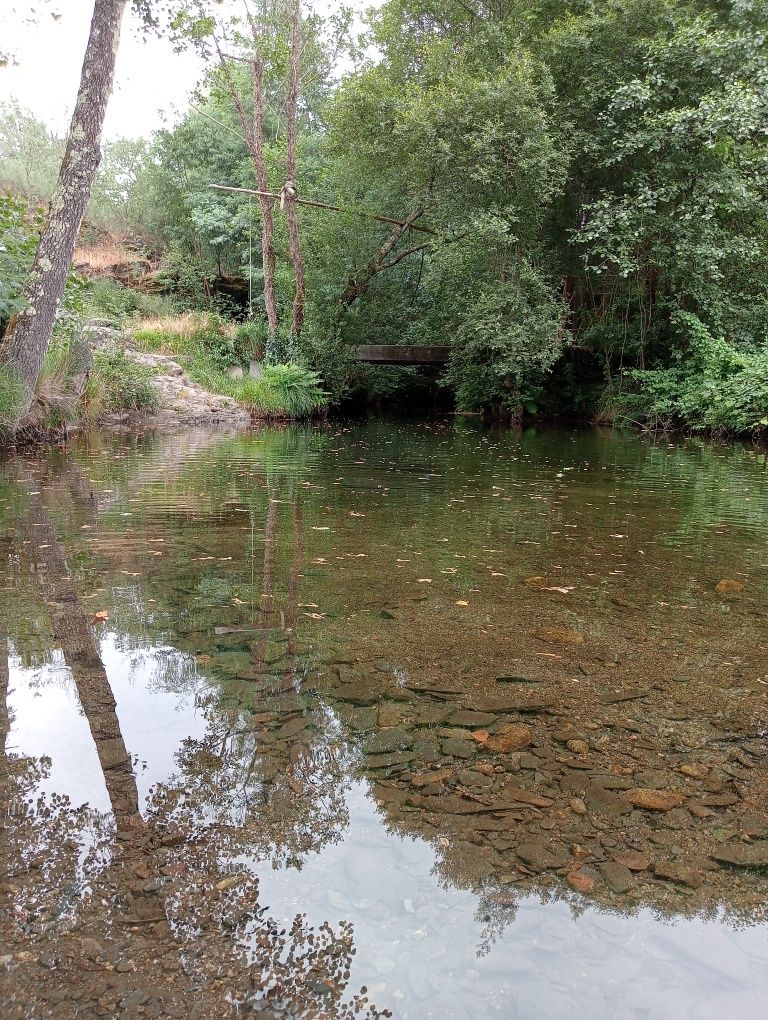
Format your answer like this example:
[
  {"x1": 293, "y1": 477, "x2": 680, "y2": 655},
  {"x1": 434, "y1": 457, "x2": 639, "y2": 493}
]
[
  {"x1": 83, "y1": 278, "x2": 137, "y2": 323},
  {"x1": 130, "y1": 290, "x2": 180, "y2": 319},
  {"x1": 0, "y1": 364, "x2": 24, "y2": 429},
  {"x1": 230, "y1": 364, "x2": 327, "y2": 417},
  {"x1": 89, "y1": 344, "x2": 159, "y2": 416},
  {"x1": 235, "y1": 319, "x2": 268, "y2": 361},
  {"x1": 0, "y1": 193, "x2": 42, "y2": 331},
  {"x1": 609, "y1": 313, "x2": 768, "y2": 434}
]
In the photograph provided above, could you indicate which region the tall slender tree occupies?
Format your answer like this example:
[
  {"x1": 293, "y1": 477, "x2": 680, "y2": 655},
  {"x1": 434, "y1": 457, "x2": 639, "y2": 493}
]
[{"x1": 0, "y1": 0, "x2": 128, "y2": 426}]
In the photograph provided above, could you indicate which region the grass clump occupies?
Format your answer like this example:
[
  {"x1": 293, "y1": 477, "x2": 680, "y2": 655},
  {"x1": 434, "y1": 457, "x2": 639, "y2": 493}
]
[
  {"x1": 228, "y1": 364, "x2": 327, "y2": 417},
  {"x1": 87, "y1": 344, "x2": 159, "y2": 417},
  {"x1": 0, "y1": 364, "x2": 25, "y2": 429}
]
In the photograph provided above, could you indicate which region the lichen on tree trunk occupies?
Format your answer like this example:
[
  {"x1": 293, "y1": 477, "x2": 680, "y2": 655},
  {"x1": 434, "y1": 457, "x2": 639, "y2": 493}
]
[{"x1": 0, "y1": 0, "x2": 128, "y2": 426}]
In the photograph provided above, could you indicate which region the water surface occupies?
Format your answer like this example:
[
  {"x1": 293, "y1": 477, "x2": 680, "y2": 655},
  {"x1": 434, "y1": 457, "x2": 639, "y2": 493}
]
[{"x1": 1, "y1": 421, "x2": 767, "y2": 1018}]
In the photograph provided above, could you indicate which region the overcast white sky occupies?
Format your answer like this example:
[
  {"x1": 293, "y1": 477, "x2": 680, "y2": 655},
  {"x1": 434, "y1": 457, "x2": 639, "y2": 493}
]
[
  {"x1": 2, "y1": 1, "x2": 376, "y2": 141},
  {"x1": 2, "y1": 2, "x2": 204, "y2": 139}
]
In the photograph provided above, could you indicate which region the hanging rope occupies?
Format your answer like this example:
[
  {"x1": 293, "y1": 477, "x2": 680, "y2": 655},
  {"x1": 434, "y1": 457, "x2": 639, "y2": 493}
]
[{"x1": 247, "y1": 193, "x2": 254, "y2": 319}]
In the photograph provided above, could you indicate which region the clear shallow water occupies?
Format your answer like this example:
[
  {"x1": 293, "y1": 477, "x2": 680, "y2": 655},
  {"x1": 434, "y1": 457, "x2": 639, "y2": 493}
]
[{"x1": 1, "y1": 421, "x2": 767, "y2": 1018}]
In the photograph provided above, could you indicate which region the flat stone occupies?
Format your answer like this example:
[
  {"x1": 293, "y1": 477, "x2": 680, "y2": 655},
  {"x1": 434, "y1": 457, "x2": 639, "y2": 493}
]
[
  {"x1": 654, "y1": 861, "x2": 703, "y2": 888},
  {"x1": 334, "y1": 680, "x2": 382, "y2": 706},
  {"x1": 586, "y1": 787, "x2": 632, "y2": 816},
  {"x1": 484, "y1": 724, "x2": 533, "y2": 754},
  {"x1": 612, "y1": 850, "x2": 650, "y2": 871},
  {"x1": 710, "y1": 842, "x2": 768, "y2": 868},
  {"x1": 516, "y1": 842, "x2": 570, "y2": 871},
  {"x1": 364, "y1": 751, "x2": 417, "y2": 770},
  {"x1": 599, "y1": 862, "x2": 635, "y2": 893},
  {"x1": 442, "y1": 737, "x2": 477, "y2": 759},
  {"x1": 446, "y1": 710, "x2": 497, "y2": 728},
  {"x1": 465, "y1": 696, "x2": 554, "y2": 714},
  {"x1": 457, "y1": 768, "x2": 494, "y2": 788},
  {"x1": 366, "y1": 728, "x2": 413, "y2": 754},
  {"x1": 625, "y1": 788, "x2": 686, "y2": 811},
  {"x1": 696, "y1": 793, "x2": 740, "y2": 807},
  {"x1": 498, "y1": 785, "x2": 554, "y2": 808}
]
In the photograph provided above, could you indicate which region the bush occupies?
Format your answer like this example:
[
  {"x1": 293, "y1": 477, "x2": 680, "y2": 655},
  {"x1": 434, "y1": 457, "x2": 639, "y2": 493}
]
[
  {"x1": 235, "y1": 320, "x2": 268, "y2": 361},
  {"x1": 0, "y1": 364, "x2": 24, "y2": 429},
  {"x1": 83, "y1": 279, "x2": 137, "y2": 323},
  {"x1": 0, "y1": 193, "x2": 42, "y2": 331},
  {"x1": 229, "y1": 364, "x2": 327, "y2": 417},
  {"x1": 130, "y1": 290, "x2": 180, "y2": 319},
  {"x1": 609, "y1": 313, "x2": 768, "y2": 434},
  {"x1": 89, "y1": 344, "x2": 159, "y2": 416}
]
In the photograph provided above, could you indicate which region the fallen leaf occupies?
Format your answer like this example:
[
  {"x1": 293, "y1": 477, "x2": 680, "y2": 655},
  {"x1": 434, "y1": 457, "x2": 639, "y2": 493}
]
[
  {"x1": 417, "y1": 578, "x2": 433, "y2": 583},
  {"x1": 455, "y1": 600, "x2": 469, "y2": 606},
  {"x1": 92, "y1": 610, "x2": 109, "y2": 622}
]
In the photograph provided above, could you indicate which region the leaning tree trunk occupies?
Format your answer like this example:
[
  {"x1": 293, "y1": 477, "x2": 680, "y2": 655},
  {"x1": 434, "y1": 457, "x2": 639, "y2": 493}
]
[
  {"x1": 0, "y1": 0, "x2": 128, "y2": 425},
  {"x1": 285, "y1": 0, "x2": 306, "y2": 337}
]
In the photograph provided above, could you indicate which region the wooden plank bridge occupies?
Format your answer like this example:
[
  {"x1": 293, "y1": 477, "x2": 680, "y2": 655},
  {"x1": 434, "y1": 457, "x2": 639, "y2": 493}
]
[{"x1": 355, "y1": 345, "x2": 450, "y2": 365}]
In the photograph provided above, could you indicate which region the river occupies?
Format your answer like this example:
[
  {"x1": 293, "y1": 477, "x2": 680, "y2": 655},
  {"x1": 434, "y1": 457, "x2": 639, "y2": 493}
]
[{"x1": 1, "y1": 420, "x2": 767, "y2": 1018}]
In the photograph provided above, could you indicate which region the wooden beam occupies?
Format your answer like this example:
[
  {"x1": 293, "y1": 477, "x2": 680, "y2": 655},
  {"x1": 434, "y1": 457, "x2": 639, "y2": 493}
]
[
  {"x1": 208, "y1": 184, "x2": 438, "y2": 236},
  {"x1": 356, "y1": 345, "x2": 450, "y2": 365}
]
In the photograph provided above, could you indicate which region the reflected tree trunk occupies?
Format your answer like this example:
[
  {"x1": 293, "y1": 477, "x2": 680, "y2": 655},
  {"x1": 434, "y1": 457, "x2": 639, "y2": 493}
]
[{"x1": 16, "y1": 482, "x2": 140, "y2": 830}]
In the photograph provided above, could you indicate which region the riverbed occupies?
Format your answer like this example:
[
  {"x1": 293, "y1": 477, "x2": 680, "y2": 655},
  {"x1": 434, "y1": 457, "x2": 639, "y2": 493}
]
[{"x1": 1, "y1": 420, "x2": 767, "y2": 1018}]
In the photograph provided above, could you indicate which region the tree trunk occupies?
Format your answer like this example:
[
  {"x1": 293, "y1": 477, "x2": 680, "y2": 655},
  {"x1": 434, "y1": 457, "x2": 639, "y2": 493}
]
[
  {"x1": 285, "y1": 0, "x2": 306, "y2": 337},
  {"x1": 17, "y1": 482, "x2": 141, "y2": 828},
  {"x1": 0, "y1": 0, "x2": 128, "y2": 425}
]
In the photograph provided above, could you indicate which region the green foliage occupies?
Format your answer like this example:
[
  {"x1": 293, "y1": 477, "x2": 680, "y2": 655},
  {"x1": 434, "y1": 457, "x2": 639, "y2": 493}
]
[
  {"x1": 90, "y1": 345, "x2": 159, "y2": 415},
  {"x1": 445, "y1": 261, "x2": 565, "y2": 412},
  {"x1": 0, "y1": 363, "x2": 24, "y2": 429},
  {"x1": 0, "y1": 192, "x2": 42, "y2": 328},
  {"x1": 611, "y1": 313, "x2": 768, "y2": 434},
  {"x1": 234, "y1": 320, "x2": 268, "y2": 360},
  {"x1": 83, "y1": 279, "x2": 137, "y2": 323},
  {"x1": 229, "y1": 364, "x2": 327, "y2": 417}
]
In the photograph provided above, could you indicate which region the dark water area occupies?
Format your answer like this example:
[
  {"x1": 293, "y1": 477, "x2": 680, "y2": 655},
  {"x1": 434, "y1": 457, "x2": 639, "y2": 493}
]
[{"x1": 1, "y1": 420, "x2": 767, "y2": 1019}]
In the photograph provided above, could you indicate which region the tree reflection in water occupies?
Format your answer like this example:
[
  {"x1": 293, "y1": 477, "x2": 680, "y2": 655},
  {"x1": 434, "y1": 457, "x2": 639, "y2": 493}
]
[{"x1": 0, "y1": 462, "x2": 389, "y2": 1019}]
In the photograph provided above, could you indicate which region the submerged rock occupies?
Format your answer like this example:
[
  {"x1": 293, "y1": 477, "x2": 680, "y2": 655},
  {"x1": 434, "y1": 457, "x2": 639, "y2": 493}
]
[{"x1": 624, "y1": 788, "x2": 686, "y2": 811}]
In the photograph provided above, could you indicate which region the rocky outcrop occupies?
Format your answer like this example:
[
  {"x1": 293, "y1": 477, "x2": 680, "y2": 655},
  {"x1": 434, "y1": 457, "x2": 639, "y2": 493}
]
[{"x1": 118, "y1": 349, "x2": 250, "y2": 428}]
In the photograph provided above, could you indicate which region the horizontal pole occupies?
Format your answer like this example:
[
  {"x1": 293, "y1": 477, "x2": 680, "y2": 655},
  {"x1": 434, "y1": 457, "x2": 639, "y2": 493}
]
[{"x1": 208, "y1": 183, "x2": 438, "y2": 236}]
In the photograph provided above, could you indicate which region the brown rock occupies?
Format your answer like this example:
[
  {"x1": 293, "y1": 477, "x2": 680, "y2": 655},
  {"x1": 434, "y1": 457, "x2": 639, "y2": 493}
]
[
  {"x1": 625, "y1": 788, "x2": 686, "y2": 811},
  {"x1": 569, "y1": 798, "x2": 588, "y2": 815},
  {"x1": 566, "y1": 739, "x2": 590, "y2": 755},
  {"x1": 599, "y1": 862, "x2": 635, "y2": 893},
  {"x1": 679, "y1": 763, "x2": 710, "y2": 780},
  {"x1": 484, "y1": 724, "x2": 533, "y2": 754},
  {"x1": 612, "y1": 850, "x2": 650, "y2": 872},
  {"x1": 567, "y1": 869, "x2": 595, "y2": 894},
  {"x1": 715, "y1": 578, "x2": 743, "y2": 593},
  {"x1": 654, "y1": 861, "x2": 703, "y2": 888}
]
